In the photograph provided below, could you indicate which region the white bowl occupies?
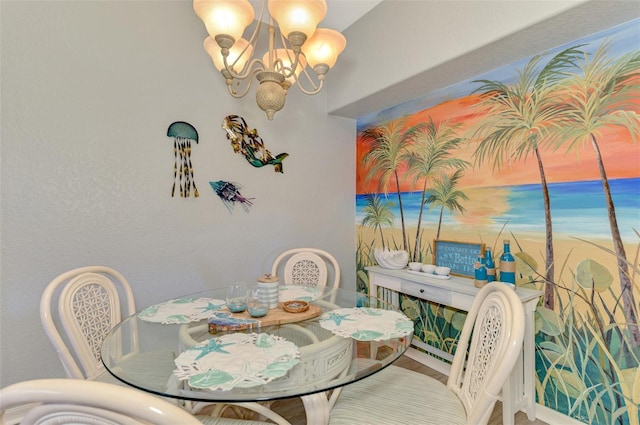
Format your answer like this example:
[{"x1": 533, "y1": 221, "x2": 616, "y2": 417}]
[
  {"x1": 421, "y1": 264, "x2": 436, "y2": 274},
  {"x1": 408, "y1": 262, "x2": 422, "y2": 271},
  {"x1": 435, "y1": 266, "x2": 451, "y2": 276}
]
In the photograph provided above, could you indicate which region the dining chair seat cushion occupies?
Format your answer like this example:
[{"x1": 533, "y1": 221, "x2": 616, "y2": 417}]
[{"x1": 329, "y1": 365, "x2": 466, "y2": 425}]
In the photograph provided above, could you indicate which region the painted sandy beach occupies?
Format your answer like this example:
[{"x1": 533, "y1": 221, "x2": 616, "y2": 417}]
[{"x1": 357, "y1": 223, "x2": 638, "y2": 324}]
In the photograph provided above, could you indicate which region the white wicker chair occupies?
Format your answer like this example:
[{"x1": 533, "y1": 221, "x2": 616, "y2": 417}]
[
  {"x1": 39, "y1": 266, "x2": 174, "y2": 386},
  {"x1": 328, "y1": 282, "x2": 525, "y2": 425},
  {"x1": 0, "y1": 379, "x2": 272, "y2": 425},
  {"x1": 271, "y1": 248, "x2": 340, "y2": 290}
]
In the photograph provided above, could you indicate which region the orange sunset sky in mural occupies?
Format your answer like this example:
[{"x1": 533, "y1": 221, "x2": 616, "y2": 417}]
[{"x1": 356, "y1": 93, "x2": 640, "y2": 194}]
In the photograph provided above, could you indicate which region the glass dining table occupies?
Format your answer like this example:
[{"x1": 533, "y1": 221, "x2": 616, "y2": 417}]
[{"x1": 100, "y1": 286, "x2": 413, "y2": 425}]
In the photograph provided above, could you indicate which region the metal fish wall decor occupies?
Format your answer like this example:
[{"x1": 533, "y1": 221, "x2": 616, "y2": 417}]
[{"x1": 209, "y1": 180, "x2": 254, "y2": 213}]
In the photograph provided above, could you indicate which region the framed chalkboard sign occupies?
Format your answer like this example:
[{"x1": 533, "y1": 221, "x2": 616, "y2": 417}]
[{"x1": 433, "y1": 240, "x2": 485, "y2": 278}]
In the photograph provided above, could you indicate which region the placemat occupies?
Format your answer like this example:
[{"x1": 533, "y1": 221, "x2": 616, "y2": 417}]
[
  {"x1": 138, "y1": 297, "x2": 226, "y2": 324},
  {"x1": 173, "y1": 333, "x2": 300, "y2": 391},
  {"x1": 319, "y1": 307, "x2": 414, "y2": 341}
]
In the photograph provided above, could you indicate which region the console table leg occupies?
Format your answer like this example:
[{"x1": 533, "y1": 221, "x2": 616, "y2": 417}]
[{"x1": 523, "y1": 300, "x2": 538, "y2": 421}]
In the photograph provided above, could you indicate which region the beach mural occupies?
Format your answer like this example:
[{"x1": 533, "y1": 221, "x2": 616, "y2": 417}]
[{"x1": 355, "y1": 19, "x2": 639, "y2": 425}]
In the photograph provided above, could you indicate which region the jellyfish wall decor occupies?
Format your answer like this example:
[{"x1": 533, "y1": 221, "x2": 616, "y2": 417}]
[
  {"x1": 209, "y1": 180, "x2": 254, "y2": 213},
  {"x1": 167, "y1": 121, "x2": 199, "y2": 198},
  {"x1": 221, "y1": 115, "x2": 288, "y2": 173}
]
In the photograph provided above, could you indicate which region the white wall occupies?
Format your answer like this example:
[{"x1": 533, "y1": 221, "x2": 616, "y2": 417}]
[{"x1": 0, "y1": 1, "x2": 355, "y2": 386}]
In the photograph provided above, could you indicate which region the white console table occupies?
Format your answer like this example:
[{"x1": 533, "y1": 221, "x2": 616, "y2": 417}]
[{"x1": 366, "y1": 266, "x2": 542, "y2": 425}]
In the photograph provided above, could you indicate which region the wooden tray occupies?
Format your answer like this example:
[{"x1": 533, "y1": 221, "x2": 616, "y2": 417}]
[{"x1": 208, "y1": 303, "x2": 322, "y2": 333}]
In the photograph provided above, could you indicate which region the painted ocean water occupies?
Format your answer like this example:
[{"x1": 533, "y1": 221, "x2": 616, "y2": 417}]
[{"x1": 356, "y1": 178, "x2": 640, "y2": 240}]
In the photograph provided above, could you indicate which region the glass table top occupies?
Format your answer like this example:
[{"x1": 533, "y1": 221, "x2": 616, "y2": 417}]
[{"x1": 100, "y1": 286, "x2": 413, "y2": 403}]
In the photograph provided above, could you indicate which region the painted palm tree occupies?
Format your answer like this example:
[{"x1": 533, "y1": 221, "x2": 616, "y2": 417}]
[
  {"x1": 471, "y1": 46, "x2": 584, "y2": 310},
  {"x1": 554, "y1": 42, "x2": 640, "y2": 347},
  {"x1": 361, "y1": 118, "x2": 425, "y2": 253},
  {"x1": 403, "y1": 117, "x2": 468, "y2": 260},
  {"x1": 360, "y1": 193, "x2": 395, "y2": 250},
  {"x1": 425, "y1": 169, "x2": 469, "y2": 240}
]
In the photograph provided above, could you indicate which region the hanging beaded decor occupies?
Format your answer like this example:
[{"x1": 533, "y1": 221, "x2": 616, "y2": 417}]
[{"x1": 167, "y1": 121, "x2": 199, "y2": 198}]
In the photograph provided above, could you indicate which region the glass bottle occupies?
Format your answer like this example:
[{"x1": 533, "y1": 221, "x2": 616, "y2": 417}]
[
  {"x1": 485, "y1": 248, "x2": 496, "y2": 283},
  {"x1": 474, "y1": 255, "x2": 488, "y2": 288},
  {"x1": 499, "y1": 239, "x2": 516, "y2": 286}
]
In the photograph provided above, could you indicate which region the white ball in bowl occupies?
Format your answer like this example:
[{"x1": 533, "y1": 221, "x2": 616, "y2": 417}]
[
  {"x1": 435, "y1": 266, "x2": 451, "y2": 276},
  {"x1": 408, "y1": 262, "x2": 422, "y2": 271}
]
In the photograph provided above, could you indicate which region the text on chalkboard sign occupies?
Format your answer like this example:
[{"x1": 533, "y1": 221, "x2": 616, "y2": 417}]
[{"x1": 433, "y1": 240, "x2": 486, "y2": 278}]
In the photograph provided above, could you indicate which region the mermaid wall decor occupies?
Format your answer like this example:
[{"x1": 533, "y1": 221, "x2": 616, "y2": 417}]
[{"x1": 222, "y1": 115, "x2": 288, "y2": 173}]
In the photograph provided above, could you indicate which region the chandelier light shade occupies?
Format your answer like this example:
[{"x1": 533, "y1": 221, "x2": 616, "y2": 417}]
[
  {"x1": 262, "y1": 48, "x2": 307, "y2": 85},
  {"x1": 204, "y1": 36, "x2": 253, "y2": 72},
  {"x1": 193, "y1": 0, "x2": 254, "y2": 43},
  {"x1": 193, "y1": 0, "x2": 346, "y2": 120},
  {"x1": 302, "y1": 28, "x2": 346, "y2": 69},
  {"x1": 267, "y1": 0, "x2": 327, "y2": 43}
]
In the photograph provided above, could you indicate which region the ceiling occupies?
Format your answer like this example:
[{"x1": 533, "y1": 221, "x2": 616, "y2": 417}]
[
  {"x1": 249, "y1": 0, "x2": 383, "y2": 32},
  {"x1": 323, "y1": 0, "x2": 383, "y2": 32}
]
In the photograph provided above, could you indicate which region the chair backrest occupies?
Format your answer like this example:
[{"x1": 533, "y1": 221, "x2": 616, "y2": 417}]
[
  {"x1": 446, "y1": 283, "x2": 525, "y2": 425},
  {"x1": 40, "y1": 266, "x2": 137, "y2": 380},
  {"x1": 0, "y1": 378, "x2": 201, "y2": 425},
  {"x1": 270, "y1": 248, "x2": 341, "y2": 290}
]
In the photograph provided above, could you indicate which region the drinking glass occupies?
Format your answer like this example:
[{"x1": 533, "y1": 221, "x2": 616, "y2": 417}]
[
  {"x1": 226, "y1": 282, "x2": 248, "y2": 313},
  {"x1": 247, "y1": 285, "x2": 269, "y2": 318}
]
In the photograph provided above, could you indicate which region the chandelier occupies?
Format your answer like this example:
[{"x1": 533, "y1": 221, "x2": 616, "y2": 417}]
[{"x1": 193, "y1": 0, "x2": 347, "y2": 120}]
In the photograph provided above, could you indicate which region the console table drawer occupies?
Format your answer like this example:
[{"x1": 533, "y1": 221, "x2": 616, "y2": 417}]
[{"x1": 401, "y1": 280, "x2": 451, "y2": 305}]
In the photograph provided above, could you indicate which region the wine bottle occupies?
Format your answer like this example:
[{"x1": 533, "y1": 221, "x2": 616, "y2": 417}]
[
  {"x1": 474, "y1": 255, "x2": 488, "y2": 288},
  {"x1": 485, "y1": 248, "x2": 496, "y2": 283},
  {"x1": 499, "y1": 239, "x2": 516, "y2": 286}
]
